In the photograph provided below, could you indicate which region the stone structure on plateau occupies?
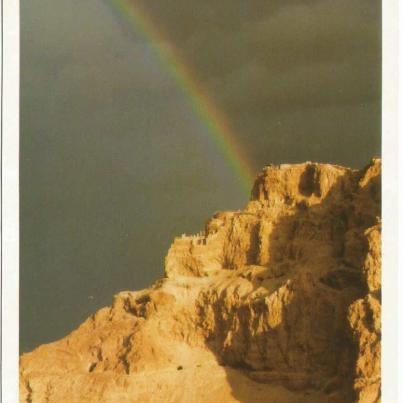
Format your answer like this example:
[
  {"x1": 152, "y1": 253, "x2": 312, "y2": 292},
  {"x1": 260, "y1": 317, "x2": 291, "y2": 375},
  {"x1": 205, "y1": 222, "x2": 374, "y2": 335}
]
[{"x1": 20, "y1": 159, "x2": 381, "y2": 403}]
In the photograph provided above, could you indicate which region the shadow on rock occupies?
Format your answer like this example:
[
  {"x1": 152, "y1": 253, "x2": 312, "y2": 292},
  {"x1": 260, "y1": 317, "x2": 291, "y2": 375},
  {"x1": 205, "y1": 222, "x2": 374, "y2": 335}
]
[{"x1": 195, "y1": 161, "x2": 381, "y2": 402}]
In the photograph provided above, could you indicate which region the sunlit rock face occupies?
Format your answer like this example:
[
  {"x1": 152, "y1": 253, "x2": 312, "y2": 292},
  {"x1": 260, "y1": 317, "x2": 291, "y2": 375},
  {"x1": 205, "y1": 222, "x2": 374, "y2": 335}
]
[{"x1": 20, "y1": 159, "x2": 381, "y2": 403}]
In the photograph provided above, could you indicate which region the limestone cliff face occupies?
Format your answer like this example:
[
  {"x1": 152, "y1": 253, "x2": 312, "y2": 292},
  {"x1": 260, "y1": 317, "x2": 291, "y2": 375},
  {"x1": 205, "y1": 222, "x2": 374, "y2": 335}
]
[{"x1": 20, "y1": 159, "x2": 381, "y2": 403}]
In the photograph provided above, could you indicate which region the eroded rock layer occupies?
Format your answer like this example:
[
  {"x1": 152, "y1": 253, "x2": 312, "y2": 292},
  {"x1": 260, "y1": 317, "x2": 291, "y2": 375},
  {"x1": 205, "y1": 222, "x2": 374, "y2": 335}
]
[{"x1": 20, "y1": 159, "x2": 381, "y2": 403}]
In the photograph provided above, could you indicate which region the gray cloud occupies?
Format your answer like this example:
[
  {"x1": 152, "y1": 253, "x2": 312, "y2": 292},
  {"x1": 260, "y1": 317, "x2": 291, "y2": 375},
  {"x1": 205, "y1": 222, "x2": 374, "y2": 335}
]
[{"x1": 136, "y1": 0, "x2": 381, "y2": 168}]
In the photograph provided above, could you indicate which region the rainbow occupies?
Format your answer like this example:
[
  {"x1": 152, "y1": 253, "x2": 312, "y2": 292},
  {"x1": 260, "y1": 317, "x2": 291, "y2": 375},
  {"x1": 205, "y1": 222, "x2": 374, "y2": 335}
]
[{"x1": 108, "y1": 0, "x2": 255, "y2": 194}]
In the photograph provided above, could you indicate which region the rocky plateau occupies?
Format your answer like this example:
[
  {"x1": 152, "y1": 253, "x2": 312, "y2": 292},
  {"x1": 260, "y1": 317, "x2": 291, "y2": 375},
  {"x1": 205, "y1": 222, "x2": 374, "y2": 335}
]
[{"x1": 20, "y1": 159, "x2": 381, "y2": 402}]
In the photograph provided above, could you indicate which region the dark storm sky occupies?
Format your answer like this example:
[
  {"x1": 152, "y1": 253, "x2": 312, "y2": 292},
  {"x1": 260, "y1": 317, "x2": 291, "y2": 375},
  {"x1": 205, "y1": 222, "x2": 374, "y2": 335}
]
[{"x1": 20, "y1": 0, "x2": 381, "y2": 352}]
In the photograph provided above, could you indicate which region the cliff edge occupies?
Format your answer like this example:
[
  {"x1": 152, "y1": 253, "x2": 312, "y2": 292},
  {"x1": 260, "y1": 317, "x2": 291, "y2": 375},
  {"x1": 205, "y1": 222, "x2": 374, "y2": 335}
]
[{"x1": 20, "y1": 159, "x2": 381, "y2": 403}]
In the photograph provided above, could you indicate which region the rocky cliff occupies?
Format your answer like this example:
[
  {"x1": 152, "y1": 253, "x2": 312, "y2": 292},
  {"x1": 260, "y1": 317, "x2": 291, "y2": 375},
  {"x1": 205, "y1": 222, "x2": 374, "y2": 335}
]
[{"x1": 20, "y1": 159, "x2": 381, "y2": 403}]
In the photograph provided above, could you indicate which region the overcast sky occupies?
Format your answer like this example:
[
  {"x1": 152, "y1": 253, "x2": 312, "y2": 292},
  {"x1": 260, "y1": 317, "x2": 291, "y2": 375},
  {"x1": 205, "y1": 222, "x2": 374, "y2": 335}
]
[
  {"x1": 139, "y1": 0, "x2": 381, "y2": 167},
  {"x1": 20, "y1": 0, "x2": 381, "y2": 352}
]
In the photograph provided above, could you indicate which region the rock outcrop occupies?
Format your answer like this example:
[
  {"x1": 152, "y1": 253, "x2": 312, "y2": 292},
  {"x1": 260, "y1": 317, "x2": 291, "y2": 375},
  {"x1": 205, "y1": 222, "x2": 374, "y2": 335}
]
[{"x1": 20, "y1": 159, "x2": 381, "y2": 403}]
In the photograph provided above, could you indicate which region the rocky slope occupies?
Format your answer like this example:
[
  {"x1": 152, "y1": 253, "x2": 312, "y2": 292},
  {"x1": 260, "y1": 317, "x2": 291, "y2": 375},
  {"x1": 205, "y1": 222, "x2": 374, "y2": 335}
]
[{"x1": 20, "y1": 159, "x2": 381, "y2": 403}]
